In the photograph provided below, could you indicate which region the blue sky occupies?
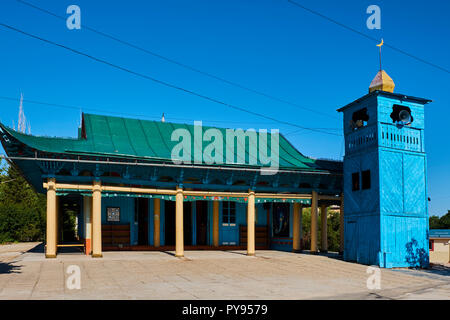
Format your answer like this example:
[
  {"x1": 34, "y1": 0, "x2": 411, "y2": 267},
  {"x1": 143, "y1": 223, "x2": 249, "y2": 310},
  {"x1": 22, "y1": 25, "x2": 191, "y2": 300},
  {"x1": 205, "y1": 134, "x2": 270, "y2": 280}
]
[{"x1": 0, "y1": 0, "x2": 449, "y2": 216}]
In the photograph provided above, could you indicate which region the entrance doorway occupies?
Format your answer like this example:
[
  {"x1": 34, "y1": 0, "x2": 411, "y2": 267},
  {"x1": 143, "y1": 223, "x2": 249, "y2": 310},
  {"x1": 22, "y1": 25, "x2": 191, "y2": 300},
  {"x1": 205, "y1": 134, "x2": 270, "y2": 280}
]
[
  {"x1": 196, "y1": 201, "x2": 208, "y2": 245},
  {"x1": 164, "y1": 201, "x2": 192, "y2": 246},
  {"x1": 59, "y1": 196, "x2": 81, "y2": 244},
  {"x1": 57, "y1": 195, "x2": 84, "y2": 254},
  {"x1": 136, "y1": 198, "x2": 149, "y2": 245}
]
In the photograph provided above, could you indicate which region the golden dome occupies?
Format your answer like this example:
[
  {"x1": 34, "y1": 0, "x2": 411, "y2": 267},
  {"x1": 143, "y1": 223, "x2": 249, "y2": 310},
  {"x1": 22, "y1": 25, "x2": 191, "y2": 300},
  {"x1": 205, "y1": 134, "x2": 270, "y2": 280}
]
[{"x1": 369, "y1": 70, "x2": 395, "y2": 93}]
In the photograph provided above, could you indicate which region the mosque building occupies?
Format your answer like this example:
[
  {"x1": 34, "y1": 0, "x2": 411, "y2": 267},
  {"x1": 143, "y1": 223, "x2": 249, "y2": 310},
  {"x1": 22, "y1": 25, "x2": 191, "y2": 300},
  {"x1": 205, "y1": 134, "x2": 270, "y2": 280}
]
[{"x1": 0, "y1": 68, "x2": 432, "y2": 267}]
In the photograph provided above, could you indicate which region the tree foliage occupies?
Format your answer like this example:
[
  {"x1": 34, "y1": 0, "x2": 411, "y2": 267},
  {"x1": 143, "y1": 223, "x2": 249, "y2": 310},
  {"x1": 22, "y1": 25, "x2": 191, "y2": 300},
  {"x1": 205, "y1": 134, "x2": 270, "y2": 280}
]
[
  {"x1": 0, "y1": 160, "x2": 46, "y2": 243},
  {"x1": 429, "y1": 211, "x2": 450, "y2": 229},
  {"x1": 301, "y1": 207, "x2": 341, "y2": 252}
]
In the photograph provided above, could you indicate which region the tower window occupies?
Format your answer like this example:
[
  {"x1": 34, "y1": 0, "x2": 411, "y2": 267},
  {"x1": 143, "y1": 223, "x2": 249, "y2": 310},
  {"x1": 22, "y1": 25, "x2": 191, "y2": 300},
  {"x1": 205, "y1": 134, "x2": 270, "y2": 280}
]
[
  {"x1": 352, "y1": 172, "x2": 360, "y2": 191},
  {"x1": 390, "y1": 104, "x2": 413, "y2": 125},
  {"x1": 362, "y1": 170, "x2": 371, "y2": 190},
  {"x1": 350, "y1": 108, "x2": 369, "y2": 130}
]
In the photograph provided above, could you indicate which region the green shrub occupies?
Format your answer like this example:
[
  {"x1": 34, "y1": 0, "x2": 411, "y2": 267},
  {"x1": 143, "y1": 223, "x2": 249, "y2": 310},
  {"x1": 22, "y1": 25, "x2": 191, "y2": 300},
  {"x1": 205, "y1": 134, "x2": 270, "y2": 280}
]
[
  {"x1": 0, "y1": 161, "x2": 46, "y2": 243},
  {"x1": 0, "y1": 203, "x2": 45, "y2": 243}
]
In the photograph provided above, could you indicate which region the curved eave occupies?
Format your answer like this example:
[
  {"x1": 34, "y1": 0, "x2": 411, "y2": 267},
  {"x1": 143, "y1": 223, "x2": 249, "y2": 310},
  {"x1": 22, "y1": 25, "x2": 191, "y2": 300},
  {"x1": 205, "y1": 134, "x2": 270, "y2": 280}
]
[{"x1": 0, "y1": 122, "x2": 341, "y2": 174}]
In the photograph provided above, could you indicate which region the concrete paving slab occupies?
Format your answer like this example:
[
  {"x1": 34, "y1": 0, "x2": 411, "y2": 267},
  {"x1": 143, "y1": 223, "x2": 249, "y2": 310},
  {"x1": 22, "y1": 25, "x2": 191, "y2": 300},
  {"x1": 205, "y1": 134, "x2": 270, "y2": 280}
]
[{"x1": 0, "y1": 242, "x2": 448, "y2": 299}]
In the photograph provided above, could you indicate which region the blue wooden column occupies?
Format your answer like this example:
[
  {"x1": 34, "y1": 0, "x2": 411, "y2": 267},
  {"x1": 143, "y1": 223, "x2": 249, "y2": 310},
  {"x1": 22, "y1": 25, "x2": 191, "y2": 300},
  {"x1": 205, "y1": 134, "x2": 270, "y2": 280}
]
[
  {"x1": 339, "y1": 90, "x2": 431, "y2": 268},
  {"x1": 192, "y1": 201, "x2": 197, "y2": 246}
]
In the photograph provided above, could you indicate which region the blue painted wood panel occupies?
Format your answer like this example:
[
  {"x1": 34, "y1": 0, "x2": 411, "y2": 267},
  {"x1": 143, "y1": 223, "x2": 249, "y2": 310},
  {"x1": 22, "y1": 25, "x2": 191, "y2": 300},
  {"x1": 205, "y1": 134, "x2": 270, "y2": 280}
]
[
  {"x1": 380, "y1": 150, "x2": 403, "y2": 214},
  {"x1": 381, "y1": 215, "x2": 428, "y2": 268},
  {"x1": 148, "y1": 199, "x2": 154, "y2": 246},
  {"x1": 160, "y1": 200, "x2": 165, "y2": 246},
  {"x1": 344, "y1": 215, "x2": 380, "y2": 265},
  {"x1": 344, "y1": 150, "x2": 379, "y2": 216},
  {"x1": 101, "y1": 196, "x2": 137, "y2": 245},
  {"x1": 403, "y1": 154, "x2": 426, "y2": 216},
  {"x1": 192, "y1": 202, "x2": 197, "y2": 246}
]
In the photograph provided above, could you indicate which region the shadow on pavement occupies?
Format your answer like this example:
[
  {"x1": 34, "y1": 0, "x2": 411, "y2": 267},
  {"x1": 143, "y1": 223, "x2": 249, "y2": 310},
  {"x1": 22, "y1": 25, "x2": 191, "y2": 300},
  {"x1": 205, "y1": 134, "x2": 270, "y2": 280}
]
[
  {"x1": 57, "y1": 246, "x2": 84, "y2": 254},
  {"x1": 27, "y1": 242, "x2": 84, "y2": 256},
  {"x1": 225, "y1": 251, "x2": 248, "y2": 256},
  {"x1": 162, "y1": 251, "x2": 176, "y2": 257},
  {"x1": 27, "y1": 242, "x2": 44, "y2": 253},
  {"x1": 0, "y1": 261, "x2": 21, "y2": 274},
  {"x1": 295, "y1": 250, "x2": 344, "y2": 261},
  {"x1": 423, "y1": 264, "x2": 450, "y2": 277}
]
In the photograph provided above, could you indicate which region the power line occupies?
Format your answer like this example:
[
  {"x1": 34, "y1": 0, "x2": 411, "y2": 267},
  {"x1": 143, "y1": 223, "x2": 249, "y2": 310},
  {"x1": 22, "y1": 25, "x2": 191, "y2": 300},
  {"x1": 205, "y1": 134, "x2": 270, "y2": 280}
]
[
  {"x1": 0, "y1": 22, "x2": 342, "y2": 137},
  {"x1": 0, "y1": 95, "x2": 342, "y2": 129},
  {"x1": 14, "y1": 0, "x2": 338, "y2": 120},
  {"x1": 287, "y1": 0, "x2": 450, "y2": 75},
  {"x1": 284, "y1": 127, "x2": 341, "y2": 136}
]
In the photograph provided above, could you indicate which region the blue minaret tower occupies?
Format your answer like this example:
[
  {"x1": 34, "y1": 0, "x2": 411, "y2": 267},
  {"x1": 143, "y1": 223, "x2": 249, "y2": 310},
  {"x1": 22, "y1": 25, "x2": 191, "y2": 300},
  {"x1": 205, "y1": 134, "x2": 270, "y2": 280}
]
[{"x1": 338, "y1": 69, "x2": 432, "y2": 268}]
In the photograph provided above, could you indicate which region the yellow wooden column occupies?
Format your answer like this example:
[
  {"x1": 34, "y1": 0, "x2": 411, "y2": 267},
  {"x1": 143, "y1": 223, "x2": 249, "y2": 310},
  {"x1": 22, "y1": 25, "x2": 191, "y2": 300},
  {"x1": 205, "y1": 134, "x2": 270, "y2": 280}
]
[
  {"x1": 83, "y1": 196, "x2": 92, "y2": 255},
  {"x1": 45, "y1": 178, "x2": 57, "y2": 258},
  {"x1": 321, "y1": 204, "x2": 328, "y2": 252},
  {"x1": 247, "y1": 190, "x2": 255, "y2": 256},
  {"x1": 292, "y1": 202, "x2": 301, "y2": 252},
  {"x1": 154, "y1": 198, "x2": 161, "y2": 248},
  {"x1": 339, "y1": 193, "x2": 344, "y2": 254},
  {"x1": 213, "y1": 201, "x2": 219, "y2": 247},
  {"x1": 299, "y1": 206, "x2": 304, "y2": 250},
  {"x1": 55, "y1": 195, "x2": 59, "y2": 246},
  {"x1": 92, "y1": 180, "x2": 102, "y2": 258},
  {"x1": 175, "y1": 187, "x2": 184, "y2": 257},
  {"x1": 310, "y1": 191, "x2": 318, "y2": 253},
  {"x1": 448, "y1": 240, "x2": 450, "y2": 264}
]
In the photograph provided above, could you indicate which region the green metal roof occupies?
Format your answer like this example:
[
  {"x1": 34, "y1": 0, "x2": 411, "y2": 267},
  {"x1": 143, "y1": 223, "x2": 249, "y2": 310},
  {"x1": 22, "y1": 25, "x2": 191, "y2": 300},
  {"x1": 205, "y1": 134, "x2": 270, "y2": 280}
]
[{"x1": 1, "y1": 113, "x2": 340, "y2": 172}]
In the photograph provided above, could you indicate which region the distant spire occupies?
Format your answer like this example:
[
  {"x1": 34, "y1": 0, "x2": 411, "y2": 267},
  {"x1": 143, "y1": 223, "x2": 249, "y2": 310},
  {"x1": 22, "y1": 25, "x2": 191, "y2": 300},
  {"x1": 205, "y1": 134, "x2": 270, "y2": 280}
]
[
  {"x1": 16, "y1": 93, "x2": 31, "y2": 133},
  {"x1": 161, "y1": 113, "x2": 165, "y2": 123},
  {"x1": 18, "y1": 93, "x2": 26, "y2": 133}
]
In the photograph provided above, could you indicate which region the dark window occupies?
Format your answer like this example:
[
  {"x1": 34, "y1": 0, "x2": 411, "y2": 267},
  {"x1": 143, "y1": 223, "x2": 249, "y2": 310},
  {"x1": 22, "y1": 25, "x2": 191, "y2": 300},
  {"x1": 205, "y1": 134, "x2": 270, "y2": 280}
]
[
  {"x1": 362, "y1": 170, "x2": 371, "y2": 190},
  {"x1": 352, "y1": 172, "x2": 360, "y2": 191},
  {"x1": 272, "y1": 203, "x2": 290, "y2": 237},
  {"x1": 299, "y1": 182, "x2": 311, "y2": 188},
  {"x1": 222, "y1": 201, "x2": 236, "y2": 224},
  {"x1": 429, "y1": 240, "x2": 434, "y2": 251},
  {"x1": 351, "y1": 108, "x2": 369, "y2": 130}
]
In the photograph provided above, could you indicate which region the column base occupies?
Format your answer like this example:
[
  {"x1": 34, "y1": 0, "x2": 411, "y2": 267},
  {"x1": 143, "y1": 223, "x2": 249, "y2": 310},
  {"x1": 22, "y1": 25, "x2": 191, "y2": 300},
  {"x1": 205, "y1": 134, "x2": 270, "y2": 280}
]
[
  {"x1": 247, "y1": 252, "x2": 255, "y2": 256},
  {"x1": 45, "y1": 254, "x2": 57, "y2": 258},
  {"x1": 175, "y1": 254, "x2": 184, "y2": 258},
  {"x1": 92, "y1": 253, "x2": 103, "y2": 258}
]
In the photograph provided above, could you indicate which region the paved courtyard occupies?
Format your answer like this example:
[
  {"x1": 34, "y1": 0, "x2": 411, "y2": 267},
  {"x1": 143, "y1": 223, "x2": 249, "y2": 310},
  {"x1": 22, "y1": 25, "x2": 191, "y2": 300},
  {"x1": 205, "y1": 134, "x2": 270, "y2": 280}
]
[{"x1": 0, "y1": 242, "x2": 449, "y2": 300}]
